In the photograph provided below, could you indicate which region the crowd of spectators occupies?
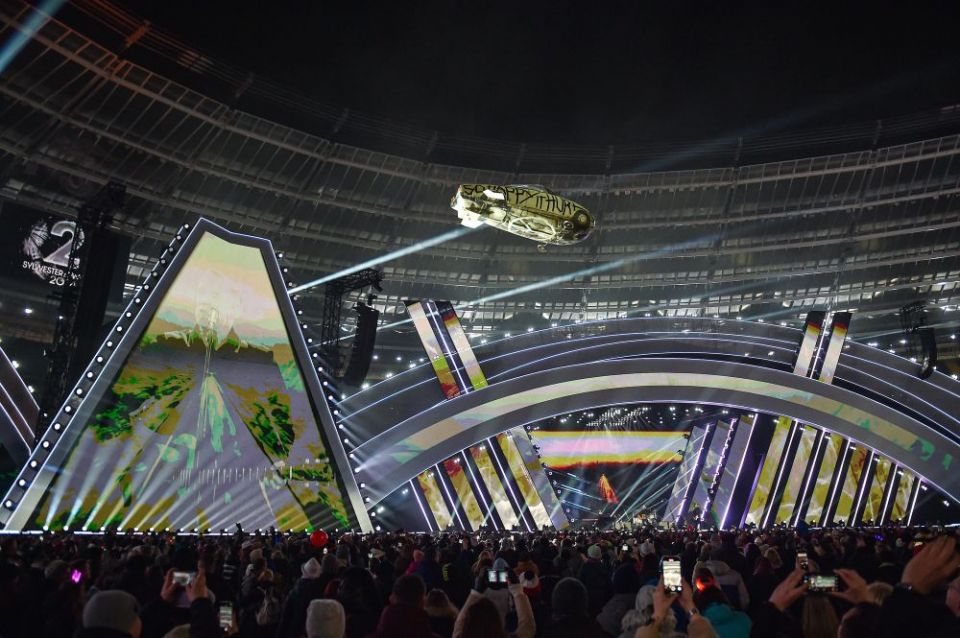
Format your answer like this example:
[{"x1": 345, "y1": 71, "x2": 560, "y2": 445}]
[{"x1": 0, "y1": 524, "x2": 957, "y2": 638}]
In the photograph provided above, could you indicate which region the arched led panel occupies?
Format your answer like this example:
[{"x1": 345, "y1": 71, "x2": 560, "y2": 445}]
[{"x1": 352, "y1": 359, "x2": 959, "y2": 506}]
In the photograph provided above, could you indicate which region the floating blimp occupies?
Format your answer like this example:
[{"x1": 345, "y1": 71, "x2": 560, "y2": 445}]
[{"x1": 451, "y1": 184, "x2": 595, "y2": 249}]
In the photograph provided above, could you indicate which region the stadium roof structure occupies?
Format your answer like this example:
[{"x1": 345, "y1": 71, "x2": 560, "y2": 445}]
[{"x1": 0, "y1": 0, "x2": 958, "y2": 385}]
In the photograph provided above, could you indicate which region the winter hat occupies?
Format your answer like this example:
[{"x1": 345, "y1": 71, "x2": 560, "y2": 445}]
[
  {"x1": 551, "y1": 577, "x2": 589, "y2": 618},
  {"x1": 83, "y1": 590, "x2": 140, "y2": 634},
  {"x1": 306, "y1": 599, "x2": 346, "y2": 638},
  {"x1": 587, "y1": 544, "x2": 602, "y2": 560},
  {"x1": 301, "y1": 557, "x2": 322, "y2": 579},
  {"x1": 492, "y1": 557, "x2": 510, "y2": 571},
  {"x1": 44, "y1": 559, "x2": 68, "y2": 580},
  {"x1": 249, "y1": 548, "x2": 263, "y2": 563}
]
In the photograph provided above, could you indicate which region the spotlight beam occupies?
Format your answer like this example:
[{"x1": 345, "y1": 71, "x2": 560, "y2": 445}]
[
  {"x1": 0, "y1": 0, "x2": 66, "y2": 74},
  {"x1": 288, "y1": 226, "x2": 477, "y2": 294},
  {"x1": 368, "y1": 229, "x2": 728, "y2": 335}
]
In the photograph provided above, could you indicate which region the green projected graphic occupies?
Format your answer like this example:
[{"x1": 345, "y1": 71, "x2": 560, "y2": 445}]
[{"x1": 26, "y1": 232, "x2": 351, "y2": 531}]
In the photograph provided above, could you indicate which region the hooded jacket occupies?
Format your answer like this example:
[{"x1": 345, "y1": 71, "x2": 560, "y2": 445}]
[
  {"x1": 693, "y1": 560, "x2": 750, "y2": 610},
  {"x1": 701, "y1": 603, "x2": 751, "y2": 638},
  {"x1": 452, "y1": 585, "x2": 534, "y2": 638}
]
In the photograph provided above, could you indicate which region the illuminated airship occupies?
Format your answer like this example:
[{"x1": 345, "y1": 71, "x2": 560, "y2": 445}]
[{"x1": 451, "y1": 184, "x2": 595, "y2": 249}]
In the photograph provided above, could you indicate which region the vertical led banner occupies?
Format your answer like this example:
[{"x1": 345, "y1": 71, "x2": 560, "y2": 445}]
[
  {"x1": 663, "y1": 424, "x2": 712, "y2": 523},
  {"x1": 417, "y1": 469, "x2": 454, "y2": 529},
  {"x1": 860, "y1": 457, "x2": 892, "y2": 524},
  {"x1": 710, "y1": 415, "x2": 754, "y2": 528},
  {"x1": 690, "y1": 421, "x2": 730, "y2": 516},
  {"x1": 407, "y1": 300, "x2": 489, "y2": 399},
  {"x1": 496, "y1": 430, "x2": 552, "y2": 529},
  {"x1": 833, "y1": 447, "x2": 868, "y2": 523},
  {"x1": 435, "y1": 301, "x2": 488, "y2": 390},
  {"x1": 442, "y1": 457, "x2": 485, "y2": 530},
  {"x1": 795, "y1": 311, "x2": 827, "y2": 377},
  {"x1": 510, "y1": 429, "x2": 570, "y2": 529},
  {"x1": 406, "y1": 301, "x2": 461, "y2": 399},
  {"x1": 743, "y1": 416, "x2": 792, "y2": 526},
  {"x1": 774, "y1": 426, "x2": 818, "y2": 523},
  {"x1": 469, "y1": 444, "x2": 519, "y2": 528},
  {"x1": 818, "y1": 312, "x2": 851, "y2": 383},
  {"x1": 890, "y1": 470, "x2": 915, "y2": 521},
  {"x1": 806, "y1": 433, "x2": 844, "y2": 524}
]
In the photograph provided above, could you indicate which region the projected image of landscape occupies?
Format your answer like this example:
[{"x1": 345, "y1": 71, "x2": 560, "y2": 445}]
[
  {"x1": 28, "y1": 232, "x2": 351, "y2": 531},
  {"x1": 529, "y1": 419, "x2": 685, "y2": 524}
]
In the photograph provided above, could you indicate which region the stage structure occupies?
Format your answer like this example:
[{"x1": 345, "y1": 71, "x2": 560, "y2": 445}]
[
  {"x1": 0, "y1": 220, "x2": 370, "y2": 533},
  {"x1": 394, "y1": 300, "x2": 567, "y2": 531},
  {"x1": 336, "y1": 313, "x2": 959, "y2": 530},
  {"x1": 0, "y1": 346, "x2": 35, "y2": 494}
]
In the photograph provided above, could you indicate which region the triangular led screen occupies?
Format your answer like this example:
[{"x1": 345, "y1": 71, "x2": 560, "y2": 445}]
[{"x1": 15, "y1": 230, "x2": 352, "y2": 531}]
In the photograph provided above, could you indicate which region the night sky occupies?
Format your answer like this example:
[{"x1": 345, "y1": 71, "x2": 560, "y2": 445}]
[{"x1": 121, "y1": 1, "x2": 960, "y2": 144}]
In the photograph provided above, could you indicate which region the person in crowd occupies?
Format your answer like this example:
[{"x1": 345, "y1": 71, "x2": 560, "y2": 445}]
[
  {"x1": 578, "y1": 544, "x2": 613, "y2": 616},
  {"x1": 799, "y1": 595, "x2": 838, "y2": 638},
  {"x1": 276, "y1": 557, "x2": 330, "y2": 638},
  {"x1": 693, "y1": 552, "x2": 750, "y2": 610},
  {"x1": 618, "y1": 584, "x2": 660, "y2": 638},
  {"x1": 3, "y1": 523, "x2": 960, "y2": 638},
  {"x1": 424, "y1": 588, "x2": 459, "y2": 638},
  {"x1": 596, "y1": 563, "x2": 641, "y2": 636},
  {"x1": 304, "y1": 599, "x2": 345, "y2": 638},
  {"x1": 452, "y1": 569, "x2": 534, "y2": 638},
  {"x1": 368, "y1": 573, "x2": 438, "y2": 638},
  {"x1": 746, "y1": 557, "x2": 777, "y2": 612},
  {"x1": 691, "y1": 568, "x2": 751, "y2": 638},
  {"x1": 336, "y1": 566, "x2": 383, "y2": 638},
  {"x1": 79, "y1": 590, "x2": 143, "y2": 638},
  {"x1": 636, "y1": 578, "x2": 718, "y2": 638},
  {"x1": 542, "y1": 576, "x2": 606, "y2": 638}
]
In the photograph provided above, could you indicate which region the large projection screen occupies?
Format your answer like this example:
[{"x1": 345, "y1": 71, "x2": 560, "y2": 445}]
[{"x1": 18, "y1": 231, "x2": 353, "y2": 531}]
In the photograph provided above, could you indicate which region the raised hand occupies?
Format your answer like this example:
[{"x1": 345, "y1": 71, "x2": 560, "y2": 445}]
[
  {"x1": 769, "y1": 568, "x2": 807, "y2": 611},
  {"x1": 160, "y1": 569, "x2": 180, "y2": 604},
  {"x1": 900, "y1": 535, "x2": 960, "y2": 595},
  {"x1": 652, "y1": 577, "x2": 678, "y2": 623},
  {"x1": 831, "y1": 568, "x2": 869, "y2": 605},
  {"x1": 187, "y1": 566, "x2": 208, "y2": 602}
]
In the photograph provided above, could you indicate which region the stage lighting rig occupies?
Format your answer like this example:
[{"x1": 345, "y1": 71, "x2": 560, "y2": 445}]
[
  {"x1": 318, "y1": 268, "x2": 383, "y2": 382},
  {"x1": 899, "y1": 302, "x2": 938, "y2": 379},
  {"x1": 37, "y1": 182, "x2": 125, "y2": 440}
]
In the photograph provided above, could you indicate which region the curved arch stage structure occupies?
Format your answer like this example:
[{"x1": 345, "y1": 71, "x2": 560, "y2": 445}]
[{"x1": 343, "y1": 319, "x2": 960, "y2": 521}]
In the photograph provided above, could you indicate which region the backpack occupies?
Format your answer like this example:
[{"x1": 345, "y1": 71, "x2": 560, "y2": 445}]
[{"x1": 255, "y1": 587, "x2": 280, "y2": 626}]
